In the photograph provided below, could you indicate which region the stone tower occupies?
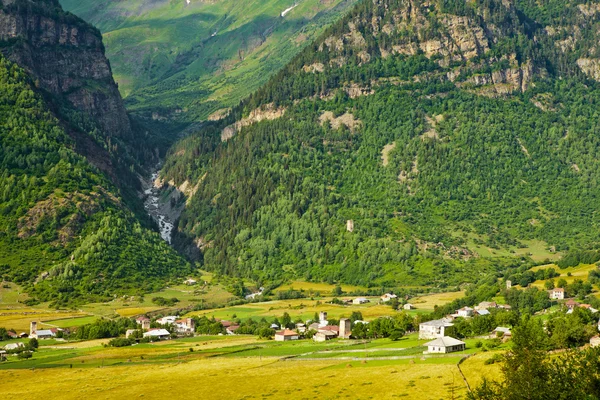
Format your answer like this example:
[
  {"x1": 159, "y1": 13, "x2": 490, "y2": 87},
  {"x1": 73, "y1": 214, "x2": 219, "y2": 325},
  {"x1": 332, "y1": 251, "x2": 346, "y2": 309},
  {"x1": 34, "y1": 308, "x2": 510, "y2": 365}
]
[
  {"x1": 30, "y1": 321, "x2": 37, "y2": 336},
  {"x1": 339, "y1": 318, "x2": 351, "y2": 339},
  {"x1": 141, "y1": 320, "x2": 151, "y2": 331},
  {"x1": 346, "y1": 220, "x2": 354, "y2": 232},
  {"x1": 319, "y1": 311, "x2": 328, "y2": 324}
]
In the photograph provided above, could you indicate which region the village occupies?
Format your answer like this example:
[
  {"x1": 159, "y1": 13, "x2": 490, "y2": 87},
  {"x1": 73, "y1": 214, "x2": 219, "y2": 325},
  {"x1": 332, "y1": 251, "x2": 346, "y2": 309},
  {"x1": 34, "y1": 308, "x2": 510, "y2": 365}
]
[
  {"x1": 3, "y1": 267, "x2": 600, "y2": 399},
  {"x1": 5, "y1": 283, "x2": 600, "y2": 364}
]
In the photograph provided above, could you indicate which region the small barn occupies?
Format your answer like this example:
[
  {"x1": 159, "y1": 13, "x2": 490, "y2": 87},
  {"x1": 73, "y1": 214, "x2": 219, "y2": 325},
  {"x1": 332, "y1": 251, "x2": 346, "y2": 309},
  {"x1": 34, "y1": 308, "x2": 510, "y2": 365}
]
[
  {"x1": 143, "y1": 329, "x2": 171, "y2": 340},
  {"x1": 274, "y1": 329, "x2": 299, "y2": 342},
  {"x1": 424, "y1": 336, "x2": 466, "y2": 354},
  {"x1": 313, "y1": 331, "x2": 337, "y2": 342}
]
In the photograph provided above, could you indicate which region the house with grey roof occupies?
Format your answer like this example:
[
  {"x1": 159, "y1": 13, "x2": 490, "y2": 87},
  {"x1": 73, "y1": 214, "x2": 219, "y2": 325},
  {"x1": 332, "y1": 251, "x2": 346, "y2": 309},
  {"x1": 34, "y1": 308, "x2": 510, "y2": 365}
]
[
  {"x1": 419, "y1": 318, "x2": 454, "y2": 339},
  {"x1": 424, "y1": 336, "x2": 466, "y2": 353}
]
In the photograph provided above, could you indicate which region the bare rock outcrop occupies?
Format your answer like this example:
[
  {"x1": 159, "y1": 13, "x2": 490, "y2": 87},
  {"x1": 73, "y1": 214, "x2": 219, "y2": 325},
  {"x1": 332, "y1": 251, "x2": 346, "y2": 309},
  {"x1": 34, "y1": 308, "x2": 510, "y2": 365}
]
[
  {"x1": 0, "y1": 0, "x2": 132, "y2": 138},
  {"x1": 221, "y1": 104, "x2": 286, "y2": 141}
]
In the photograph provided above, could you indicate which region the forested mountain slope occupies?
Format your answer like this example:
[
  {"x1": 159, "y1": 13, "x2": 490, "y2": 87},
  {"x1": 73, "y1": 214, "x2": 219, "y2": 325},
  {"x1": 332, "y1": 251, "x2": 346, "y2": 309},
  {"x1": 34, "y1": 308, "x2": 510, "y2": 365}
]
[
  {"x1": 0, "y1": 0, "x2": 190, "y2": 306},
  {"x1": 162, "y1": 0, "x2": 600, "y2": 288},
  {"x1": 58, "y1": 0, "x2": 359, "y2": 128}
]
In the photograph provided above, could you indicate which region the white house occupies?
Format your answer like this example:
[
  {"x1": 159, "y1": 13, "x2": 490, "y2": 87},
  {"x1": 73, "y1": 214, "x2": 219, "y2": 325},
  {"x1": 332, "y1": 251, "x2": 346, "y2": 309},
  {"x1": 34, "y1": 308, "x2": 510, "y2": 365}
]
[
  {"x1": 184, "y1": 278, "x2": 197, "y2": 285},
  {"x1": 381, "y1": 293, "x2": 398, "y2": 303},
  {"x1": 274, "y1": 329, "x2": 299, "y2": 341},
  {"x1": 550, "y1": 288, "x2": 565, "y2": 300},
  {"x1": 34, "y1": 329, "x2": 57, "y2": 339},
  {"x1": 419, "y1": 319, "x2": 454, "y2": 339},
  {"x1": 591, "y1": 336, "x2": 600, "y2": 348},
  {"x1": 353, "y1": 297, "x2": 369, "y2": 305},
  {"x1": 457, "y1": 307, "x2": 474, "y2": 318},
  {"x1": 245, "y1": 287, "x2": 264, "y2": 300},
  {"x1": 156, "y1": 316, "x2": 178, "y2": 325},
  {"x1": 143, "y1": 329, "x2": 171, "y2": 340},
  {"x1": 4, "y1": 343, "x2": 24, "y2": 350},
  {"x1": 403, "y1": 303, "x2": 415, "y2": 310},
  {"x1": 492, "y1": 327, "x2": 512, "y2": 338},
  {"x1": 296, "y1": 323, "x2": 307, "y2": 333},
  {"x1": 174, "y1": 318, "x2": 195, "y2": 334},
  {"x1": 424, "y1": 336, "x2": 466, "y2": 353},
  {"x1": 476, "y1": 309, "x2": 490, "y2": 316}
]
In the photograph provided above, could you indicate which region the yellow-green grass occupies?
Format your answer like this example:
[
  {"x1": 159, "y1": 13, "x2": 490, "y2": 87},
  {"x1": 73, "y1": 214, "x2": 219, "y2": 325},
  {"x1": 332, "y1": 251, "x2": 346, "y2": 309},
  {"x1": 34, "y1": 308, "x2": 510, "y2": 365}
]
[
  {"x1": 464, "y1": 235, "x2": 560, "y2": 262},
  {"x1": 77, "y1": 282, "x2": 235, "y2": 318},
  {"x1": 460, "y1": 352, "x2": 504, "y2": 388},
  {"x1": 44, "y1": 316, "x2": 99, "y2": 328},
  {"x1": 0, "y1": 282, "x2": 29, "y2": 307},
  {"x1": 529, "y1": 263, "x2": 597, "y2": 289},
  {"x1": 187, "y1": 298, "x2": 399, "y2": 322},
  {"x1": 0, "y1": 309, "x2": 88, "y2": 332},
  {"x1": 410, "y1": 291, "x2": 466, "y2": 311},
  {"x1": 0, "y1": 356, "x2": 469, "y2": 399},
  {"x1": 276, "y1": 280, "x2": 366, "y2": 295}
]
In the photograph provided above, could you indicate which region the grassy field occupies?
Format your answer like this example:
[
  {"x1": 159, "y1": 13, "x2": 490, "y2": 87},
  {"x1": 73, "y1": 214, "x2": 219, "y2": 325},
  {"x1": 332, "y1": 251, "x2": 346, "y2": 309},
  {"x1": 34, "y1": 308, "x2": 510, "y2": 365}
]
[
  {"x1": 410, "y1": 291, "x2": 466, "y2": 310},
  {"x1": 0, "y1": 309, "x2": 89, "y2": 332},
  {"x1": 276, "y1": 280, "x2": 367, "y2": 296},
  {"x1": 0, "y1": 279, "x2": 235, "y2": 330},
  {"x1": 187, "y1": 291, "x2": 464, "y2": 323},
  {"x1": 529, "y1": 263, "x2": 597, "y2": 288},
  {"x1": 464, "y1": 236, "x2": 560, "y2": 262},
  {"x1": 0, "y1": 332, "x2": 502, "y2": 399}
]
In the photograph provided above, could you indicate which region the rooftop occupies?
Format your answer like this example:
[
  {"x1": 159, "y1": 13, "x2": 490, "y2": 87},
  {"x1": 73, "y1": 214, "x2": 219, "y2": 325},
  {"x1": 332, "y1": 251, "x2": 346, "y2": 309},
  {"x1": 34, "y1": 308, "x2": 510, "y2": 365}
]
[
  {"x1": 275, "y1": 329, "x2": 297, "y2": 336},
  {"x1": 424, "y1": 336, "x2": 466, "y2": 347},
  {"x1": 420, "y1": 318, "x2": 454, "y2": 327}
]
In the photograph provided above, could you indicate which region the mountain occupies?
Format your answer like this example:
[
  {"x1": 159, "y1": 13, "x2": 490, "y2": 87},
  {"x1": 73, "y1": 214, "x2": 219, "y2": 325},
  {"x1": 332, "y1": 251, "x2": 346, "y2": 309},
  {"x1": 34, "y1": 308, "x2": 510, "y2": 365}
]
[
  {"x1": 58, "y1": 0, "x2": 359, "y2": 130},
  {"x1": 160, "y1": 0, "x2": 600, "y2": 288},
  {"x1": 0, "y1": 0, "x2": 190, "y2": 306}
]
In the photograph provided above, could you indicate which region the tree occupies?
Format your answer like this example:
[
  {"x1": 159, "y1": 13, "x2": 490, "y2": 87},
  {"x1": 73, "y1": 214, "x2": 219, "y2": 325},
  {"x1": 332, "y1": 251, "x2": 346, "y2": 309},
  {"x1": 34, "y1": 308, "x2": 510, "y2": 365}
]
[
  {"x1": 557, "y1": 278, "x2": 568, "y2": 289},
  {"x1": 281, "y1": 312, "x2": 292, "y2": 329},
  {"x1": 469, "y1": 317, "x2": 551, "y2": 399},
  {"x1": 332, "y1": 285, "x2": 343, "y2": 296},
  {"x1": 544, "y1": 279, "x2": 555, "y2": 290},
  {"x1": 28, "y1": 338, "x2": 38, "y2": 349},
  {"x1": 350, "y1": 311, "x2": 363, "y2": 323}
]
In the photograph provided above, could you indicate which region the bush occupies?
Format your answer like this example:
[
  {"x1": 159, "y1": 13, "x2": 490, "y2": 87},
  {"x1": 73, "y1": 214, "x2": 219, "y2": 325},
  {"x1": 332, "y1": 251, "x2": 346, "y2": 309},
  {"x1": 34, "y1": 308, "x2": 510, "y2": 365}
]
[
  {"x1": 484, "y1": 353, "x2": 504, "y2": 365},
  {"x1": 107, "y1": 337, "x2": 135, "y2": 347}
]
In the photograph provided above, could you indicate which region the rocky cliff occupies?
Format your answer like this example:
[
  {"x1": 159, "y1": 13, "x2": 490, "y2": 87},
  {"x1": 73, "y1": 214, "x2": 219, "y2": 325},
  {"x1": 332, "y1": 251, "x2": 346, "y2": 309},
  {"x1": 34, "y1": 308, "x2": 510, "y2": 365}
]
[{"x1": 0, "y1": 0, "x2": 131, "y2": 139}]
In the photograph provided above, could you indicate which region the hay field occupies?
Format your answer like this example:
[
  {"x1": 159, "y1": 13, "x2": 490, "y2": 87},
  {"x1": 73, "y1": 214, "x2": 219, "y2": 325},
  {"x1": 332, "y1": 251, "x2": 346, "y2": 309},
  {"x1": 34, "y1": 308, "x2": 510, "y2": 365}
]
[
  {"x1": 529, "y1": 263, "x2": 597, "y2": 288},
  {"x1": 276, "y1": 280, "x2": 366, "y2": 295},
  {"x1": 0, "y1": 356, "x2": 469, "y2": 399},
  {"x1": 0, "y1": 309, "x2": 88, "y2": 332},
  {"x1": 187, "y1": 298, "x2": 397, "y2": 322},
  {"x1": 410, "y1": 291, "x2": 466, "y2": 310}
]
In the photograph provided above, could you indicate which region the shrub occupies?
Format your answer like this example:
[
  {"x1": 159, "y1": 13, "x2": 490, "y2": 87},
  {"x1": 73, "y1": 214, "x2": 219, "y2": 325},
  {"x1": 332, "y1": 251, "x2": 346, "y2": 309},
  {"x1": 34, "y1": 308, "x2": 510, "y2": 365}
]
[{"x1": 108, "y1": 337, "x2": 134, "y2": 347}]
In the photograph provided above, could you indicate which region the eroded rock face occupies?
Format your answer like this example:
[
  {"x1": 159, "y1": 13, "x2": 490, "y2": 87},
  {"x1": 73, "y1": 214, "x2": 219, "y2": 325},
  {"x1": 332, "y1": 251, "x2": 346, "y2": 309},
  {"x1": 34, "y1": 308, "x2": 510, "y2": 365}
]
[
  {"x1": 221, "y1": 104, "x2": 286, "y2": 141},
  {"x1": 577, "y1": 58, "x2": 600, "y2": 81},
  {"x1": 0, "y1": 0, "x2": 131, "y2": 138}
]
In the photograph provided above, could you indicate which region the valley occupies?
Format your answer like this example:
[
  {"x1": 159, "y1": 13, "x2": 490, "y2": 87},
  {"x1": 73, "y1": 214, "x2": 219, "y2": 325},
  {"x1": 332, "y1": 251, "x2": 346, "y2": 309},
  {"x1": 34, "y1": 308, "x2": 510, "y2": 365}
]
[{"x1": 4, "y1": 0, "x2": 600, "y2": 397}]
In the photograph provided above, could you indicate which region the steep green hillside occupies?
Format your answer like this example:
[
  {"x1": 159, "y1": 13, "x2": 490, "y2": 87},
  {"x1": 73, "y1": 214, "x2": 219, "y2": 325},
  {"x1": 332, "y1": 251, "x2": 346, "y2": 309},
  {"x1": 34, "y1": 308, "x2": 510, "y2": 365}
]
[
  {"x1": 162, "y1": 0, "x2": 600, "y2": 287},
  {"x1": 0, "y1": 55, "x2": 190, "y2": 307},
  {"x1": 59, "y1": 0, "x2": 359, "y2": 127}
]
